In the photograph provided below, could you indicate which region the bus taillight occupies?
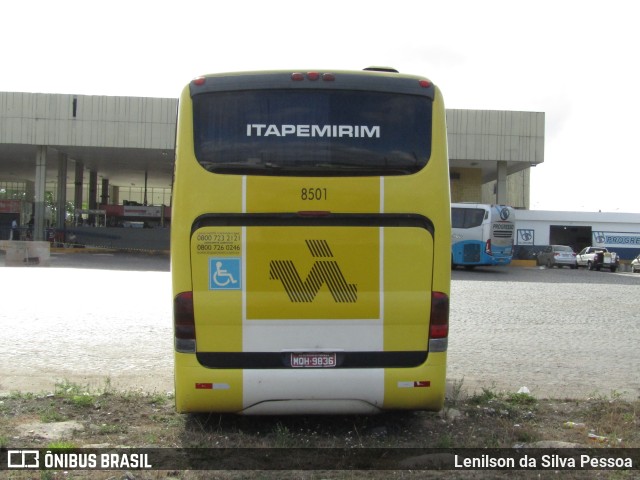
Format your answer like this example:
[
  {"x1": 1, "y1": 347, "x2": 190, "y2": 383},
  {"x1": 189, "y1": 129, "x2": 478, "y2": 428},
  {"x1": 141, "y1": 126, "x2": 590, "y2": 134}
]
[
  {"x1": 174, "y1": 291, "x2": 195, "y2": 353},
  {"x1": 485, "y1": 239, "x2": 492, "y2": 255},
  {"x1": 429, "y1": 291, "x2": 449, "y2": 339}
]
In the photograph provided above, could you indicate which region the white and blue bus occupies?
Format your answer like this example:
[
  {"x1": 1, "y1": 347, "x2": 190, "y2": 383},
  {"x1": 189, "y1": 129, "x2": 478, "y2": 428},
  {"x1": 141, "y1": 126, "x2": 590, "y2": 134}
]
[{"x1": 451, "y1": 203, "x2": 515, "y2": 268}]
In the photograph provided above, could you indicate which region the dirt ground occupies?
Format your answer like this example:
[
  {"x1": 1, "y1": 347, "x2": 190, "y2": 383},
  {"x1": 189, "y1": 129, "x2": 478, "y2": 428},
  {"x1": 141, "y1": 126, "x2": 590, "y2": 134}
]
[{"x1": 1, "y1": 381, "x2": 638, "y2": 479}]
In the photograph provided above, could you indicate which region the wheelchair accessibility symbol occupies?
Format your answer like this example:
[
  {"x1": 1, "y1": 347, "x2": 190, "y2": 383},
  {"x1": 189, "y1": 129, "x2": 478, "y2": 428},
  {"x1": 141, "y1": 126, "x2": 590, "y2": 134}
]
[{"x1": 209, "y1": 258, "x2": 241, "y2": 290}]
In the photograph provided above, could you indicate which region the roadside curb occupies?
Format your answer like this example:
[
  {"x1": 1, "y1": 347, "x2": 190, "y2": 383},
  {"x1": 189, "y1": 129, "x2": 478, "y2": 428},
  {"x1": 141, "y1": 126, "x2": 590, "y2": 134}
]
[{"x1": 51, "y1": 247, "x2": 170, "y2": 255}]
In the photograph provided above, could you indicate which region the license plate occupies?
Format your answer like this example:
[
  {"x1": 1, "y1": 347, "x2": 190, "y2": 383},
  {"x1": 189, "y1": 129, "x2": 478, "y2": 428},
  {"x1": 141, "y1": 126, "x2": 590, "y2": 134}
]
[{"x1": 290, "y1": 352, "x2": 337, "y2": 368}]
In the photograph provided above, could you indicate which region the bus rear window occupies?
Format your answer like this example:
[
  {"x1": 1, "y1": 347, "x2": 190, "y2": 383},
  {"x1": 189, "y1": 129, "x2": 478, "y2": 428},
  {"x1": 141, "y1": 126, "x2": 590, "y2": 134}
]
[{"x1": 192, "y1": 90, "x2": 432, "y2": 176}]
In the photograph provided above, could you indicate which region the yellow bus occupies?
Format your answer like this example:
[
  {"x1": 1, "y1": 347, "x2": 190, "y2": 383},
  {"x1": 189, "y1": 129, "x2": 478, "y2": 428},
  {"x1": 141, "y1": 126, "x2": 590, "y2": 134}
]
[{"x1": 172, "y1": 68, "x2": 450, "y2": 414}]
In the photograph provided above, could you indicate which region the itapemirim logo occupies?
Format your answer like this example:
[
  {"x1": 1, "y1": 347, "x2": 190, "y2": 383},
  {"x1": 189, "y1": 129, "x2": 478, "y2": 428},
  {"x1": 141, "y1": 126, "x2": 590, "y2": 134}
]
[{"x1": 269, "y1": 240, "x2": 357, "y2": 303}]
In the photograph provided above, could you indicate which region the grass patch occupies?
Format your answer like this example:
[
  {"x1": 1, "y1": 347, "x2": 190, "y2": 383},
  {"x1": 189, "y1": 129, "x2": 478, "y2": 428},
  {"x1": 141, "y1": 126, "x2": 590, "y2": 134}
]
[
  {"x1": 54, "y1": 379, "x2": 97, "y2": 407},
  {"x1": 46, "y1": 440, "x2": 78, "y2": 449},
  {"x1": 39, "y1": 404, "x2": 66, "y2": 423}
]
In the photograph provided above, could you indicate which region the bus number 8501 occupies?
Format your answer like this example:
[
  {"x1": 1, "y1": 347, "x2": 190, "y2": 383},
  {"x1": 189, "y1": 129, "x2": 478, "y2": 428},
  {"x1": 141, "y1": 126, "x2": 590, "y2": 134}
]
[{"x1": 301, "y1": 187, "x2": 327, "y2": 201}]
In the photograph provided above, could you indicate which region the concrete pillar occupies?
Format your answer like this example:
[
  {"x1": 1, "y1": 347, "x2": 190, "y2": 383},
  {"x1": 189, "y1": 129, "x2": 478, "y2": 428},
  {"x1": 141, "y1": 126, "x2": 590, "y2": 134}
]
[
  {"x1": 143, "y1": 169, "x2": 148, "y2": 206},
  {"x1": 73, "y1": 162, "x2": 84, "y2": 208},
  {"x1": 89, "y1": 170, "x2": 98, "y2": 225},
  {"x1": 101, "y1": 178, "x2": 109, "y2": 206},
  {"x1": 57, "y1": 152, "x2": 67, "y2": 228},
  {"x1": 89, "y1": 170, "x2": 98, "y2": 210},
  {"x1": 522, "y1": 169, "x2": 531, "y2": 209},
  {"x1": 111, "y1": 186, "x2": 120, "y2": 205},
  {"x1": 74, "y1": 161, "x2": 84, "y2": 218},
  {"x1": 34, "y1": 146, "x2": 47, "y2": 241},
  {"x1": 496, "y1": 161, "x2": 508, "y2": 205}
]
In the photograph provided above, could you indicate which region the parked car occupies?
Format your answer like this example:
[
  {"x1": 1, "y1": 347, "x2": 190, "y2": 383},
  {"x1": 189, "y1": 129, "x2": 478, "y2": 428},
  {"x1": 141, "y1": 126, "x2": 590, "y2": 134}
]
[
  {"x1": 576, "y1": 246, "x2": 619, "y2": 272},
  {"x1": 536, "y1": 245, "x2": 577, "y2": 268},
  {"x1": 631, "y1": 254, "x2": 640, "y2": 273}
]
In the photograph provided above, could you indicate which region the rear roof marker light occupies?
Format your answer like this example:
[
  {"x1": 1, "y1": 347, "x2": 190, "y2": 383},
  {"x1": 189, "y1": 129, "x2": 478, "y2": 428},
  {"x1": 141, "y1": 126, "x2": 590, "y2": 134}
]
[
  {"x1": 292, "y1": 72, "x2": 335, "y2": 81},
  {"x1": 192, "y1": 76, "x2": 206, "y2": 86},
  {"x1": 419, "y1": 80, "x2": 431, "y2": 88}
]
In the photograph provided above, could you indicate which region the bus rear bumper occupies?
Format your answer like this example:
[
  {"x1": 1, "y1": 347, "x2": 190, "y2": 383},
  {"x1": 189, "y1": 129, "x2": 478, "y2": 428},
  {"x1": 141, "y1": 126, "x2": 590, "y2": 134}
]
[{"x1": 174, "y1": 351, "x2": 446, "y2": 414}]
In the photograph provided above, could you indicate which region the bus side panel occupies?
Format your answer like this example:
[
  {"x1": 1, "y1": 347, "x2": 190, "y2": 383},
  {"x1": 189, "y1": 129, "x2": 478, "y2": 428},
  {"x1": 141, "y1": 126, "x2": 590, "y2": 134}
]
[
  {"x1": 381, "y1": 87, "x2": 449, "y2": 410},
  {"x1": 190, "y1": 227, "x2": 243, "y2": 352},
  {"x1": 174, "y1": 353, "x2": 243, "y2": 413},
  {"x1": 383, "y1": 227, "x2": 432, "y2": 351},
  {"x1": 383, "y1": 89, "x2": 450, "y2": 296},
  {"x1": 452, "y1": 240, "x2": 511, "y2": 266},
  {"x1": 172, "y1": 87, "x2": 245, "y2": 297},
  {"x1": 452, "y1": 240, "x2": 484, "y2": 265},
  {"x1": 384, "y1": 352, "x2": 447, "y2": 410},
  {"x1": 382, "y1": 226, "x2": 445, "y2": 410}
]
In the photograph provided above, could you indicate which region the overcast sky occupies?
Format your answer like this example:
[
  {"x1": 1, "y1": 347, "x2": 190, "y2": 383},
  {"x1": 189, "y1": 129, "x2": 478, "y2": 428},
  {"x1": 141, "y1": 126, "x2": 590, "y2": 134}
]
[{"x1": 2, "y1": 0, "x2": 639, "y2": 213}]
